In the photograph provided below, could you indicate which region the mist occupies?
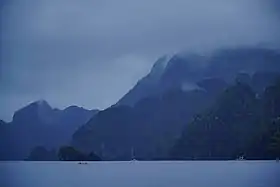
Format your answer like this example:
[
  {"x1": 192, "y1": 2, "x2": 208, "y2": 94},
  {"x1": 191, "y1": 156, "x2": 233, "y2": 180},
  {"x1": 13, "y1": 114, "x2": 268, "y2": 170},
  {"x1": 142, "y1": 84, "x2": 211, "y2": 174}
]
[{"x1": 1, "y1": 0, "x2": 280, "y2": 121}]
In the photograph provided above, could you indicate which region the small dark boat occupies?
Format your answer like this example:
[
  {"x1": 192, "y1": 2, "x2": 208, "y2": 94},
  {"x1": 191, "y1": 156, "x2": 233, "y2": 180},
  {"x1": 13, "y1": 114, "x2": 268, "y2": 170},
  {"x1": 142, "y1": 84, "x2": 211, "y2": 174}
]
[{"x1": 78, "y1": 161, "x2": 88, "y2": 164}]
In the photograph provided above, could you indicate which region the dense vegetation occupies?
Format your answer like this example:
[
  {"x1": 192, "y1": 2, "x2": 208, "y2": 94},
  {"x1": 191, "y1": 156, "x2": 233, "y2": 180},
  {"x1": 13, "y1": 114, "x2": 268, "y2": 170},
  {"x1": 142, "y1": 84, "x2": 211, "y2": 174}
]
[
  {"x1": 171, "y1": 80, "x2": 280, "y2": 160},
  {"x1": 58, "y1": 146, "x2": 101, "y2": 161},
  {"x1": 26, "y1": 146, "x2": 101, "y2": 161},
  {"x1": 26, "y1": 146, "x2": 57, "y2": 161}
]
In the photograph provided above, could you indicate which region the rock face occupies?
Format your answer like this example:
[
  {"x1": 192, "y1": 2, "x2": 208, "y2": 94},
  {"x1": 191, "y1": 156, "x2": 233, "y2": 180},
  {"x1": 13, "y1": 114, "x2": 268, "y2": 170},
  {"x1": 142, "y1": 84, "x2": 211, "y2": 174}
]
[{"x1": 0, "y1": 100, "x2": 98, "y2": 160}]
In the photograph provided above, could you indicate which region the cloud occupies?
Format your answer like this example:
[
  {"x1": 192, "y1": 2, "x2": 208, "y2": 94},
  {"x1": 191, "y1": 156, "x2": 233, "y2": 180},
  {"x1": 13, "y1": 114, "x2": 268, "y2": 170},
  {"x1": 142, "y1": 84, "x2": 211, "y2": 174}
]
[{"x1": 1, "y1": 0, "x2": 279, "y2": 121}]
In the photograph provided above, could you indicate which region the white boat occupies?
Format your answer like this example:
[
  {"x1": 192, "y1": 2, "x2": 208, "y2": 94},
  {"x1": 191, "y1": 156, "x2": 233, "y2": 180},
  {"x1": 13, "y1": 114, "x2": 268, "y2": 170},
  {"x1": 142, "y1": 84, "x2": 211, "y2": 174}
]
[
  {"x1": 236, "y1": 156, "x2": 245, "y2": 161},
  {"x1": 131, "y1": 147, "x2": 137, "y2": 161}
]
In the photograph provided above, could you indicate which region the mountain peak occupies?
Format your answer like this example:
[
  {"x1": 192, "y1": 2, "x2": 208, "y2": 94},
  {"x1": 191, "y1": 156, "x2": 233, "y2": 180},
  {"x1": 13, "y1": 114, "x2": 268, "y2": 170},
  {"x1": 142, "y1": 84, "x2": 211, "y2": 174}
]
[
  {"x1": 147, "y1": 55, "x2": 172, "y2": 81},
  {"x1": 12, "y1": 100, "x2": 53, "y2": 124},
  {"x1": 35, "y1": 99, "x2": 48, "y2": 105},
  {"x1": 150, "y1": 55, "x2": 170, "y2": 72},
  {"x1": 34, "y1": 100, "x2": 52, "y2": 109}
]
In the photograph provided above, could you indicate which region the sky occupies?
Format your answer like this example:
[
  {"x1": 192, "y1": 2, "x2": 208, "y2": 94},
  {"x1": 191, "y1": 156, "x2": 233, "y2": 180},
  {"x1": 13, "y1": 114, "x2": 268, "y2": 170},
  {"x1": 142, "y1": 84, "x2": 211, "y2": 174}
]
[{"x1": 0, "y1": 0, "x2": 280, "y2": 121}]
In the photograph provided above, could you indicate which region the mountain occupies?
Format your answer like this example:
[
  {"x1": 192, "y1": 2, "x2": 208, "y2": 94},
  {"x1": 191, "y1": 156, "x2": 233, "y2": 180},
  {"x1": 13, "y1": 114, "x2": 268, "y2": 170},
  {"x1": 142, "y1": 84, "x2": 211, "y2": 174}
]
[
  {"x1": 12, "y1": 100, "x2": 54, "y2": 125},
  {"x1": 117, "y1": 54, "x2": 206, "y2": 106},
  {"x1": 72, "y1": 78, "x2": 227, "y2": 160},
  {"x1": 0, "y1": 101, "x2": 98, "y2": 160},
  {"x1": 118, "y1": 47, "x2": 280, "y2": 106},
  {"x1": 171, "y1": 79, "x2": 280, "y2": 160},
  {"x1": 3, "y1": 46, "x2": 280, "y2": 161},
  {"x1": 72, "y1": 47, "x2": 280, "y2": 161}
]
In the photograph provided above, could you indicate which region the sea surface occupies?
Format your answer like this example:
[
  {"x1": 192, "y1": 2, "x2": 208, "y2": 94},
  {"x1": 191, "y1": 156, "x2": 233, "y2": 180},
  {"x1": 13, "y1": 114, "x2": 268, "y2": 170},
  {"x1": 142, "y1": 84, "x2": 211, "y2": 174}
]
[{"x1": 0, "y1": 161, "x2": 279, "y2": 187}]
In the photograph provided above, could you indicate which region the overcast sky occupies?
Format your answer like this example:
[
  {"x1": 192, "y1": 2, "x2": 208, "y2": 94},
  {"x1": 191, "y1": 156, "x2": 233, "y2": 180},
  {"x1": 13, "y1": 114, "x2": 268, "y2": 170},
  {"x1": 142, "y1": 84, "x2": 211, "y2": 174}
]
[{"x1": 0, "y1": 0, "x2": 280, "y2": 121}]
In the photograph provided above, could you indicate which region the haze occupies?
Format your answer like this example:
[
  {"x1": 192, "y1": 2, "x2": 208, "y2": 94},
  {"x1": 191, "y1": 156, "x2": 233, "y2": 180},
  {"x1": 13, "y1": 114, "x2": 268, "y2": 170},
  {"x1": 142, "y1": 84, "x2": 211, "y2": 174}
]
[{"x1": 1, "y1": 0, "x2": 280, "y2": 121}]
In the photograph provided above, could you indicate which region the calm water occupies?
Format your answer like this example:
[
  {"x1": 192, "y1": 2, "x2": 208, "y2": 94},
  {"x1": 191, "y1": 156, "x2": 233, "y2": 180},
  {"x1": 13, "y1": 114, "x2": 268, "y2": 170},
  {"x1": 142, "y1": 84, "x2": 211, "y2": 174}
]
[{"x1": 0, "y1": 161, "x2": 279, "y2": 187}]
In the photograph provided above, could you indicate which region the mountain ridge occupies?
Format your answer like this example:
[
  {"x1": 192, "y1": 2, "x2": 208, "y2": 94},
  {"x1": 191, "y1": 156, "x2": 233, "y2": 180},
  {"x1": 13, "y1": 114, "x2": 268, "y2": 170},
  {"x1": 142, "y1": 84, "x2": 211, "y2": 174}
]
[
  {"x1": 117, "y1": 47, "x2": 280, "y2": 107},
  {"x1": 0, "y1": 100, "x2": 98, "y2": 160},
  {"x1": 72, "y1": 46, "x2": 280, "y2": 160}
]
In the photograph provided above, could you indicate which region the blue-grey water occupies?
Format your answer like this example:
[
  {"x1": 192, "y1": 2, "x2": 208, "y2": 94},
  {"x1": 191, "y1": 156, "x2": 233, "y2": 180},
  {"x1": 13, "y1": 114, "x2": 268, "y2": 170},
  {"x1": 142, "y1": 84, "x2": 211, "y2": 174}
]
[{"x1": 1, "y1": 161, "x2": 279, "y2": 187}]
